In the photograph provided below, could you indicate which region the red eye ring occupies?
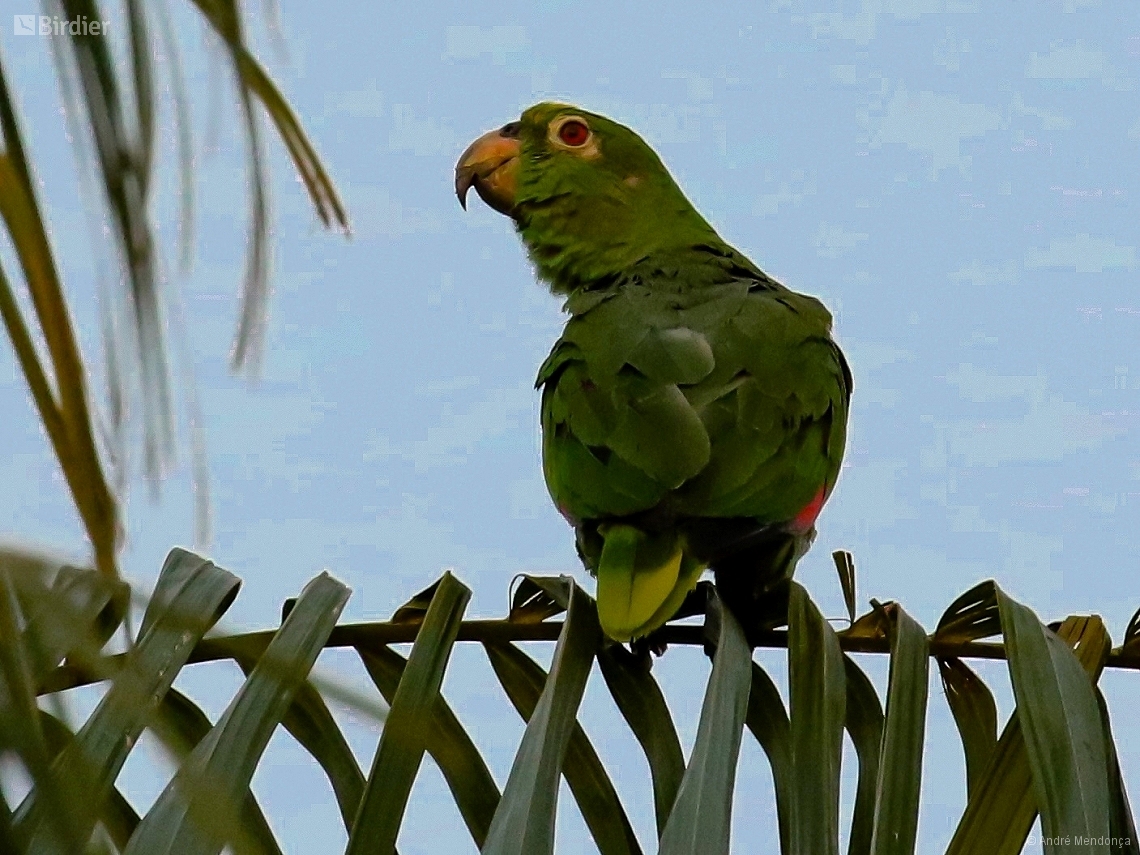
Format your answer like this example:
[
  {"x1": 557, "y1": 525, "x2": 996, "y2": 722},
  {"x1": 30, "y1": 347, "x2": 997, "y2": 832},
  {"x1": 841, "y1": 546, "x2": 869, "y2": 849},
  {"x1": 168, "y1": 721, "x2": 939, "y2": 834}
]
[{"x1": 558, "y1": 120, "x2": 590, "y2": 147}]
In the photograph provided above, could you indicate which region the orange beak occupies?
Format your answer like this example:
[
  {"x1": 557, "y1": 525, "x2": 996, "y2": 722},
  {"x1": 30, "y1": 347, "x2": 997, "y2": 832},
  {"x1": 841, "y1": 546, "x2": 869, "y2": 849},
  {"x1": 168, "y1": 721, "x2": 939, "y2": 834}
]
[{"x1": 455, "y1": 122, "x2": 521, "y2": 217}]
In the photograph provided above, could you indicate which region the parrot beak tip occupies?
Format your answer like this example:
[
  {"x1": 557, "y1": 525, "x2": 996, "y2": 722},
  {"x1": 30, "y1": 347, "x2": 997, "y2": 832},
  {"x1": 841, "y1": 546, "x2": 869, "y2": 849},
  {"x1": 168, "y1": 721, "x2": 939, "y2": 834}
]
[
  {"x1": 454, "y1": 126, "x2": 521, "y2": 216},
  {"x1": 455, "y1": 167, "x2": 475, "y2": 210}
]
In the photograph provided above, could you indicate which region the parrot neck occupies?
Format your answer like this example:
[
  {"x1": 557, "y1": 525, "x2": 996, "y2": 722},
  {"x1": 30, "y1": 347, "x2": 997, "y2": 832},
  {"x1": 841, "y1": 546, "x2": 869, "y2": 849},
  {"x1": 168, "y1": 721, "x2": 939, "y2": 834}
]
[{"x1": 515, "y1": 185, "x2": 742, "y2": 295}]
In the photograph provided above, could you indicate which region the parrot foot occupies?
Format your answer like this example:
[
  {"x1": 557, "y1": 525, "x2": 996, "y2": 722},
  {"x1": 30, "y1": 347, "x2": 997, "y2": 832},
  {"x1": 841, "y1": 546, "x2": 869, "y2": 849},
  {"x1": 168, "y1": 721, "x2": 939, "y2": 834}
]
[{"x1": 630, "y1": 634, "x2": 668, "y2": 660}]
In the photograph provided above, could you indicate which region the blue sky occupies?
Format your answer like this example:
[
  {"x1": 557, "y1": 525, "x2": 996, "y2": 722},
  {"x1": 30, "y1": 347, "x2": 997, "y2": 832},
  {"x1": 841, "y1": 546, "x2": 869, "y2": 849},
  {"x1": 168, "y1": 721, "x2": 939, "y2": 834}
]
[{"x1": 2, "y1": 1, "x2": 1139, "y2": 852}]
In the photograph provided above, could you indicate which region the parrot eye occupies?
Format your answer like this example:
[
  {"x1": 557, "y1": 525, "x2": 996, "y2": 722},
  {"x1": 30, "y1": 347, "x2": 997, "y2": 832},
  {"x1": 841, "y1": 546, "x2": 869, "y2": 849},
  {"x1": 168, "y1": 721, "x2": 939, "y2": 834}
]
[{"x1": 557, "y1": 120, "x2": 590, "y2": 147}]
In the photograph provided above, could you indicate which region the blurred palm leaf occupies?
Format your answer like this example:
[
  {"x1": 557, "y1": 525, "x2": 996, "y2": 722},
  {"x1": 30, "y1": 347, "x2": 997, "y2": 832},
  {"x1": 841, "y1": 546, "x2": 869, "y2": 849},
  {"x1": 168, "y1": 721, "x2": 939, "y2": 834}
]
[
  {"x1": 0, "y1": 0, "x2": 347, "y2": 575},
  {"x1": 15, "y1": 550, "x2": 238, "y2": 852},
  {"x1": 123, "y1": 571, "x2": 348, "y2": 854}
]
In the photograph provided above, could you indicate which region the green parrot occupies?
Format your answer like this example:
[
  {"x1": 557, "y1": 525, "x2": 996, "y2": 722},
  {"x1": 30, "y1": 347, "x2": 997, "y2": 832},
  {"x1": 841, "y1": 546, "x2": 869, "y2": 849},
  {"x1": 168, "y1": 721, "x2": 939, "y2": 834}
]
[{"x1": 456, "y1": 103, "x2": 851, "y2": 643}]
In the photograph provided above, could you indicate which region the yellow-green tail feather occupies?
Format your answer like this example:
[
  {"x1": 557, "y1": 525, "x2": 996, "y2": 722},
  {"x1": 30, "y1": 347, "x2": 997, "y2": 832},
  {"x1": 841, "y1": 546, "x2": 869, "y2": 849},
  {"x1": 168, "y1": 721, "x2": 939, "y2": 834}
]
[{"x1": 594, "y1": 524, "x2": 704, "y2": 641}]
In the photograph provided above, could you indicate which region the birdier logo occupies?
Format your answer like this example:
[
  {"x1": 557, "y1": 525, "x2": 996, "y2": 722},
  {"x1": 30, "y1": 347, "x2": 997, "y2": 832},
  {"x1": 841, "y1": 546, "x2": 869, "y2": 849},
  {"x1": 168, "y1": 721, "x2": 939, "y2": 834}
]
[{"x1": 13, "y1": 14, "x2": 109, "y2": 36}]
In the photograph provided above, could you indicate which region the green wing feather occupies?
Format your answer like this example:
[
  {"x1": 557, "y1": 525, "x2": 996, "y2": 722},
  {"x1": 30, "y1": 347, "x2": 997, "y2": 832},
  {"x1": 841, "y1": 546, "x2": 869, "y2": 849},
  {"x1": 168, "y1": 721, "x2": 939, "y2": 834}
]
[{"x1": 538, "y1": 277, "x2": 850, "y2": 640}]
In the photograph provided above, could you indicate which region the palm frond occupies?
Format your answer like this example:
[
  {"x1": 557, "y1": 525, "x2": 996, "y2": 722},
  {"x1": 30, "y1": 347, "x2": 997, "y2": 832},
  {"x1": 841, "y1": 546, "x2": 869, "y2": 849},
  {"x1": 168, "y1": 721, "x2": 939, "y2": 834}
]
[
  {"x1": 3, "y1": 547, "x2": 1139, "y2": 854},
  {"x1": 657, "y1": 595, "x2": 750, "y2": 855},
  {"x1": 346, "y1": 573, "x2": 468, "y2": 853}
]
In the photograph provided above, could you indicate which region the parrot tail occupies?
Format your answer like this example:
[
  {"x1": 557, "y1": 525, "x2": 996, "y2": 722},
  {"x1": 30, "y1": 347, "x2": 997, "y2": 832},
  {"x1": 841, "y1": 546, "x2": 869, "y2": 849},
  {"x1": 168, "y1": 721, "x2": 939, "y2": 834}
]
[{"x1": 594, "y1": 524, "x2": 704, "y2": 642}]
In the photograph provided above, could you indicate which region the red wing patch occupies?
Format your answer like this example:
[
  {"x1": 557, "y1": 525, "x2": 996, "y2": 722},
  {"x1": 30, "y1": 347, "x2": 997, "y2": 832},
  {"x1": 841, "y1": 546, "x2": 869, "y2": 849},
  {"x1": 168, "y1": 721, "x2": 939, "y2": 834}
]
[{"x1": 790, "y1": 486, "x2": 828, "y2": 534}]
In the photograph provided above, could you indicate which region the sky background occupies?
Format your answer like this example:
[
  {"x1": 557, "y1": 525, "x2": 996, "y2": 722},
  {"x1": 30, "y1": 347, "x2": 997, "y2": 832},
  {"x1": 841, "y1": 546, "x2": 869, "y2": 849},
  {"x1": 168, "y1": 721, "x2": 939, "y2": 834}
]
[{"x1": 2, "y1": 0, "x2": 1139, "y2": 852}]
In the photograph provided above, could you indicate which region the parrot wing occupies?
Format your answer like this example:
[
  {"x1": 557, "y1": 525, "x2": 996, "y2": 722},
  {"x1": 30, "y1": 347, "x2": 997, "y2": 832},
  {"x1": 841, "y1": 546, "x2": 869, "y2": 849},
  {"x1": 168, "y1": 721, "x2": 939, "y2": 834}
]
[
  {"x1": 537, "y1": 278, "x2": 850, "y2": 640},
  {"x1": 537, "y1": 284, "x2": 727, "y2": 522},
  {"x1": 676, "y1": 283, "x2": 852, "y2": 527}
]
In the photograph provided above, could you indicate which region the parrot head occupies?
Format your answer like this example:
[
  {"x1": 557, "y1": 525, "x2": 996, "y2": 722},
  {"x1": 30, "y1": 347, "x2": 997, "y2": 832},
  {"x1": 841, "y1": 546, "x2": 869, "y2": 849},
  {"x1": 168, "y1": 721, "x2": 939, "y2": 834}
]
[{"x1": 457, "y1": 102, "x2": 720, "y2": 293}]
